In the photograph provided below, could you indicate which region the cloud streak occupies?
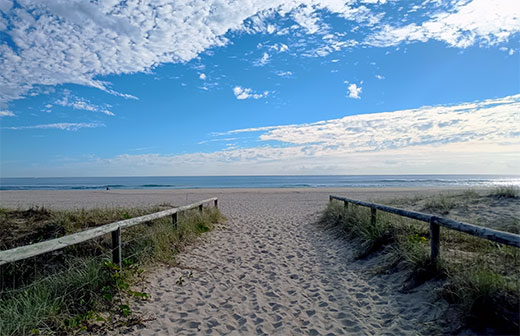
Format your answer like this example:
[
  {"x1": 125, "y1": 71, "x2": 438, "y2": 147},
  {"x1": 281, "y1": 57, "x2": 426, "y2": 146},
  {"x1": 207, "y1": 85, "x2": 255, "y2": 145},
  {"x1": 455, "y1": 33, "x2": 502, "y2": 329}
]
[
  {"x1": 55, "y1": 92, "x2": 114, "y2": 116},
  {"x1": 0, "y1": 110, "x2": 14, "y2": 117},
  {"x1": 16, "y1": 95, "x2": 518, "y2": 176},
  {"x1": 4, "y1": 122, "x2": 104, "y2": 131}
]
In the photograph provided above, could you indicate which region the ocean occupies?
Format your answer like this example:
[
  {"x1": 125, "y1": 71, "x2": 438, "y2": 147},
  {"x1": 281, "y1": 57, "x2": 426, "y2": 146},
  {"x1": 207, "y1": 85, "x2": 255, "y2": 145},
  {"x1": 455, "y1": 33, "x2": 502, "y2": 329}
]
[{"x1": 0, "y1": 175, "x2": 519, "y2": 190}]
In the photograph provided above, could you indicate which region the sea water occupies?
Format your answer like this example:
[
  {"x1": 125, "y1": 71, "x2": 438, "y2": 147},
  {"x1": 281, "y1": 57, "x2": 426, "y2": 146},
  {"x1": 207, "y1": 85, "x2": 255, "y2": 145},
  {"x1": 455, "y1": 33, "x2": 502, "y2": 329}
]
[{"x1": 1, "y1": 175, "x2": 519, "y2": 190}]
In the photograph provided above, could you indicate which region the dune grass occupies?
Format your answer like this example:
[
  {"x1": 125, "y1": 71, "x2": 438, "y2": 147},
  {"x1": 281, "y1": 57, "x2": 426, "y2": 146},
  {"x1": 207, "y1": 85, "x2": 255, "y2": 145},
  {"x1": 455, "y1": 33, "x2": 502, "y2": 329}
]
[
  {"x1": 488, "y1": 185, "x2": 519, "y2": 199},
  {"x1": 422, "y1": 195, "x2": 455, "y2": 215},
  {"x1": 320, "y1": 193, "x2": 519, "y2": 333},
  {"x1": 0, "y1": 206, "x2": 224, "y2": 335}
]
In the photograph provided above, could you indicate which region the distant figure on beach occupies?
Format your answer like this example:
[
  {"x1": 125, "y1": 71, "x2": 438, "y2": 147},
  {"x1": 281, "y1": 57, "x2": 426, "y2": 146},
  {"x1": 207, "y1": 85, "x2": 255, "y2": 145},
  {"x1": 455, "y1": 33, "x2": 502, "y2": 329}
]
[{"x1": 106, "y1": 187, "x2": 110, "y2": 190}]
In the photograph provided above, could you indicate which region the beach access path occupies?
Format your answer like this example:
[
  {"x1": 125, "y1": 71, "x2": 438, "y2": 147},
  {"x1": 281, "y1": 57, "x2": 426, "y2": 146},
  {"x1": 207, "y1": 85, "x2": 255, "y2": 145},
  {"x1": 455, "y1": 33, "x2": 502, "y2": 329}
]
[{"x1": 0, "y1": 188, "x2": 452, "y2": 335}]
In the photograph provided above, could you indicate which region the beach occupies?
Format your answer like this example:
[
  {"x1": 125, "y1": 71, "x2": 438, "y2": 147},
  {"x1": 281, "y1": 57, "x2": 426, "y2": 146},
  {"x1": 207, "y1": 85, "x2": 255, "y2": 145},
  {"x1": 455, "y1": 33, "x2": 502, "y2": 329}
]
[
  {"x1": 1, "y1": 187, "x2": 468, "y2": 334},
  {"x1": 0, "y1": 187, "x2": 465, "y2": 210}
]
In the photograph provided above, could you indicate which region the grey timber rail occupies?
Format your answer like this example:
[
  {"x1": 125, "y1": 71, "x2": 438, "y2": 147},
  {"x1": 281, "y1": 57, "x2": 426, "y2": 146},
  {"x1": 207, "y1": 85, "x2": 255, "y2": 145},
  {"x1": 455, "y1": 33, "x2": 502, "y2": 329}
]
[
  {"x1": 329, "y1": 195, "x2": 520, "y2": 261},
  {"x1": 0, "y1": 197, "x2": 218, "y2": 268}
]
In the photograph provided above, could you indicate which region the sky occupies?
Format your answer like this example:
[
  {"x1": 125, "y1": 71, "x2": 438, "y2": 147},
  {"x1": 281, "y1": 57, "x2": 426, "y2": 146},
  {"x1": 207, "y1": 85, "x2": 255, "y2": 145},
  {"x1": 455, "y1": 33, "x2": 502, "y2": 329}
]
[{"x1": 0, "y1": 0, "x2": 519, "y2": 177}]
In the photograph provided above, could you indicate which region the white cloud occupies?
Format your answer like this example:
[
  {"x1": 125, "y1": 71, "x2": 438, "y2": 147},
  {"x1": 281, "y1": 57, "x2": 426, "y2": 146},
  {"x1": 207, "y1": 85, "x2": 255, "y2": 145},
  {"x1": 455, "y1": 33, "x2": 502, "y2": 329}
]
[
  {"x1": 198, "y1": 137, "x2": 237, "y2": 145},
  {"x1": 4, "y1": 122, "x2": 104, "y2": 131},
  {"x1": 199, "y1": 73, "x2": 207, "y2": 80},
  {"x1": 239, "y1": 94, "x2": 520, "y2": 148},
  {"x1": 104, "y1": 90, "x2": 138, "y2": 100},
  {"x1": 55, "y1": 93, "x2": 114, "y2": 116},
  {"x1": 0, "y1": 0, "x2": 518, "y2": 112},
  {"x1": 269, "y1": 43, "x2": 289, "y2": 52},
  {"x1": 362, "y1": 0, "x2": 387, "y2": 4},
  {"x1": 233, "y1": 86, "x2": 269, "y2": 100},
  {"x1": 368, "y1": 0, "x2": 520, "y2": 48},
  {"x1": 255, "y1": 52, "x2": 271, "y2": 66},
  {"x1": 8, "y1": 95, "x2": 519, "y2": 175},
  {"x1": 345, "y1": 82, "x2": 362, "y2": 99},
  {"x1": 0, "y1": 110, "x2": 14, "y2": 117},
  {"x1": 375, "y1": 74, "x2": 384, "y2": 80},
  {"x1": 0, "y1": 0, "x2": 12, "y2": 13},
  {"x1": 276, "y1": 71, "x2": 293, "y2": 77},
  {"x1": 266, "y1": 24, "x2": 276, "y2": 34}
]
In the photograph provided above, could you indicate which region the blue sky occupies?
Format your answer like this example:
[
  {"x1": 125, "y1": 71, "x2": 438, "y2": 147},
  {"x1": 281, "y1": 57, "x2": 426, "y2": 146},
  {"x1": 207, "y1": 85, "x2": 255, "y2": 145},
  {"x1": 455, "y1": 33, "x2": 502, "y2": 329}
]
[{"x1": 0, "y1": 0, "x2": 519, "y2": 177}]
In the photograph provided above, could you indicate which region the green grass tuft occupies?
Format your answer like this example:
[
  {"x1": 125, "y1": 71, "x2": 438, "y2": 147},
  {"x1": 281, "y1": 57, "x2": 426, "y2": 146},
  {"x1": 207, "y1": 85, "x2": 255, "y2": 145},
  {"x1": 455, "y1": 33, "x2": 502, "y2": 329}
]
[{"x1": 319, "y1": 201, "x2": 391, "y2": 257}]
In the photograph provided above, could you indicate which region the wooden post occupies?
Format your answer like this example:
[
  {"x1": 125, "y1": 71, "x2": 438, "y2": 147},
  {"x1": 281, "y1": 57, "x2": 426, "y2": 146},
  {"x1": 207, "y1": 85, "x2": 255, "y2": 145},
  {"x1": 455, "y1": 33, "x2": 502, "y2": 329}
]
[
  {"x1": 111, "y1": 227, "x2": 122, "y2": 270},
  {"x1": 198, "y1": 204, "x2": 203, "y2": 213},
  {"x1": 329, "y1": 195, "x2": 333, "y2": 202},
  {"x1": 214, "y1": 199, "x2": 218, "y2": 208},
  {"x1": 370, "y1": 207, "x2": 377, "y2": 226},
  {"x1": 430, "y1": 217, "x2": 440, "y2": 262},
  {"x1": 344, "y1": 200, "x2": 348, "y2": 210},
  {"x1": 172, "y1": 212, "x2": 178, "y2": 229}
]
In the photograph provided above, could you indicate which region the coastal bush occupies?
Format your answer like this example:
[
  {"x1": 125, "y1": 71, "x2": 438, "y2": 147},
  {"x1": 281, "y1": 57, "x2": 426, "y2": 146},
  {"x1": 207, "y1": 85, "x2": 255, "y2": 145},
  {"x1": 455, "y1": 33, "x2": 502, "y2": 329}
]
[{"x1": 0, "y1": 205, "x2": 224, "y2": 335}]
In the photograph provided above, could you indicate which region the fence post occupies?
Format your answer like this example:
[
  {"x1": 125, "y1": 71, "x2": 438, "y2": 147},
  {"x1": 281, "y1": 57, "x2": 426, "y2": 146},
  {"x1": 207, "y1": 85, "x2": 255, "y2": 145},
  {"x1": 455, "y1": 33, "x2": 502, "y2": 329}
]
[
  {"x1": 370, "y1": 207, "x2": 377, "y2": 226},
  {"x1": 172, "y1": 212, "x2": 178, "y2": 229},
  {"x1": 329, "y1": 195, "x2": 333, "y2": 202},
  {"x1": 111, "y1": 227, "x2": 122, "y2": 270},
  {"x1": 344, "y1": 200, "x2": 348, "y2": 210},
  {"x1": 214, "y1": 199, "x2": 218, "y2": 208},
  {"x1": 430, "y1": 217, "x2": 440, "y2": 262},
  {"x1": 199, "y1": 204, "x2": 203, "y2": 213}
]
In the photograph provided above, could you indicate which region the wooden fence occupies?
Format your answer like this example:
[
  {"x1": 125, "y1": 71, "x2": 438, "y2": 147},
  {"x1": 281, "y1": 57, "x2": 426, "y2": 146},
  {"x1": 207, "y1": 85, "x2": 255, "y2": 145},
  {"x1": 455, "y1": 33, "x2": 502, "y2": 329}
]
[
  {"x1": 329, "y1": 195, "x2": 520, "y2": 261},
  {"x1": 0, "y1": 198, "x2": 218, "y2": 269}
]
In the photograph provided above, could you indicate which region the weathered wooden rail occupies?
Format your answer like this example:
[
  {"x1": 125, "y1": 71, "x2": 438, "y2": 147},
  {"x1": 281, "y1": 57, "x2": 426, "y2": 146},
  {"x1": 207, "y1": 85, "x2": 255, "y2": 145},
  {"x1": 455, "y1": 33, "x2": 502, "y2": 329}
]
[
  {"x1": 329, "y1": 195, "x2": 520, "y2": 261},
  {"x1": 0, "y1": 198, "x2": 218, "y2": 269}
]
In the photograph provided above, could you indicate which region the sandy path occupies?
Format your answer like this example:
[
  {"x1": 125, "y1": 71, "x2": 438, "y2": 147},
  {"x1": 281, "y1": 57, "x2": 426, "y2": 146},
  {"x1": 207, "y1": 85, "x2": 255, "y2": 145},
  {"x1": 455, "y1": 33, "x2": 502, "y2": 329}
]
[
  {"x1": 0, "y1": 188, "x2": 452, "y2": 334},
  {"x1": 117, "y1": 191, "x2": 447, "y2": 335}
]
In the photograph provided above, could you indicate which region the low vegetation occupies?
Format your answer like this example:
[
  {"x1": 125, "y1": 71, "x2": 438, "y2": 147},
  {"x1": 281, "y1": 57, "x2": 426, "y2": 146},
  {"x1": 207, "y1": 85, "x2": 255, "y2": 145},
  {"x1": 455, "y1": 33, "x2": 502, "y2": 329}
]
[
  {"x1": 0, "y1": 205, "x2": 225, "y2": 335},
  {"x1": 488, "y1": 185, "x2": 519, "y2": 199},
  {"x1": 320, "y1": 189, "x2": 519, "y2": 334}
]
